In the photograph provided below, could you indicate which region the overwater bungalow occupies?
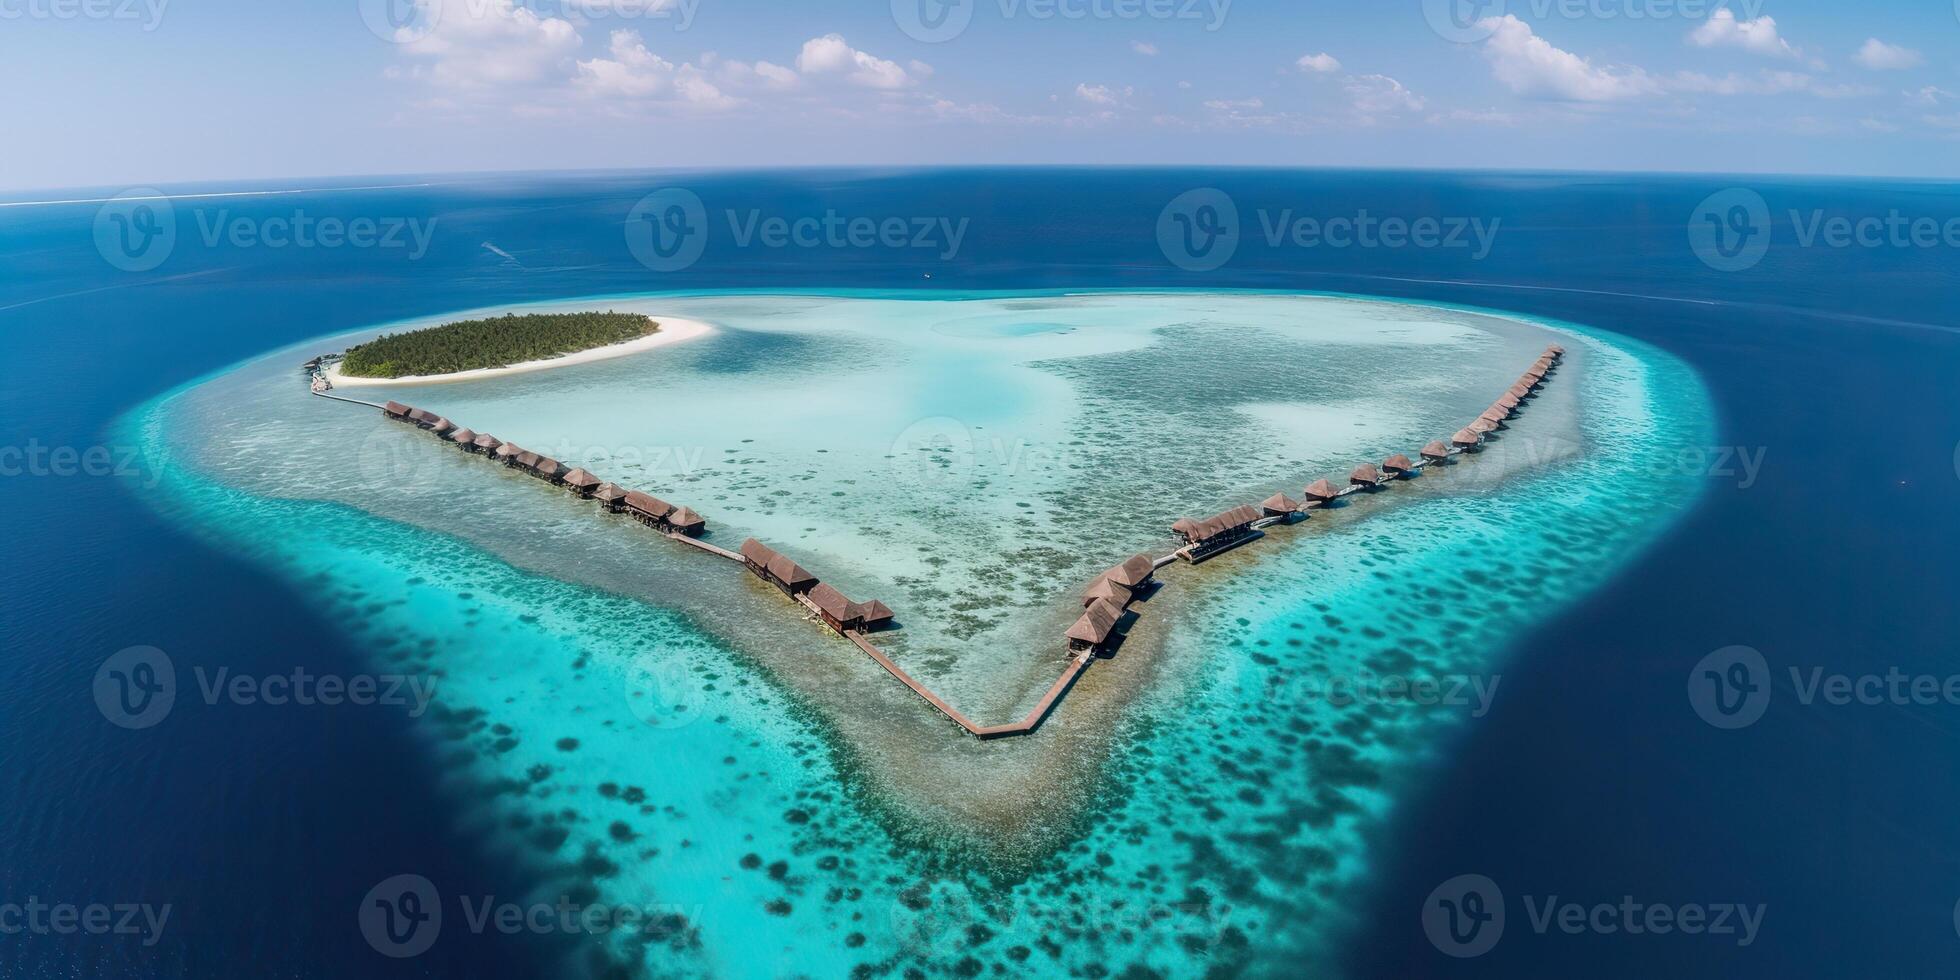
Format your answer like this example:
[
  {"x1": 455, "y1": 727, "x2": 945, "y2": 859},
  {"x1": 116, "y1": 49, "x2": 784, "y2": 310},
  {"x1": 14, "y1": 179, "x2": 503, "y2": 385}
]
[
  {"x1": 471, "y1": 433, "x2": 501, "y2": 454},
  {"x1": 1420, "y1": 440, "x2": 1452, "y2": 462},
  {"x1": 1383, "y1": 453, "x2": 1416, "y2": 477},
  {"x1": 1546, "y1": 343, "x2": 1565, "y2": 356},
  {"x1": 510, "y1": 450, "x2": 541, "y2": 472},
  {"x1": 765, "y1": 553, "x2": 818, "y2": 596},
  {"x1": 1081, "y1": 577, "x2": 1132, "y2": 607},
  {"x1": 739, "y1": 538, "x2": 777, "y2": 579},
  {"x1": 383, "y1": 401, "x2": 412, "y2": 421},
  {"x1": 495, "y1": 443, "x2": 525, "y2": 465},
  {"x1": 1495, "y1": 392, "x2": 1521, "y2": 410},
  {"x1": 1508, "y1": 383, "x2": 1532, "y2": 400},
  {"x1": 531, "y1": 457, "x2": 567, "y2": 485},
  {"x1": 1103, "y1": 554, "x2": 1156, "y2": 591},
  {"x1": 562, "y1": 467, "x2": 601, "y2": 498},
  {"x1": 1261, "y1": 492, "x2": 1302, "y2": 517},
  {"x1": 808, "y1": 583, "x2": 859, "y2": 633},
  {"x1": 1451, "y1": 427, "x2": 1483, "y2": 450},
  {"x1": 1469, "y1": 418, "x2": 1499, "y2": 435},
  {"x1": 854, "y1": 600, "x2": 895, "y2": 631},
  {"x1": 594, "y1": 482, "x2": 628, "y2": 512},
  {"x1": 1302, "y1": 478, "x2": 1341, "y2": 504},
  {"x1": 1350, "y1": 463, "x2": 1383, "y2": 487},
  {"x1": 623, "y1": 490, "x2": 674, "y2": 527},
  {"x1": 1479, "y1": 407, "x2": 1508, "y2": 426},
  {"x1": 1066, "y1": 597, "x2": 1125, "y2": 654},
  {"x1": 1173, "y1": 504, "x2": 1263, "y2": 561},
  {"x1": 667, "y1": 507, "x2": 707, "y2": 536}
]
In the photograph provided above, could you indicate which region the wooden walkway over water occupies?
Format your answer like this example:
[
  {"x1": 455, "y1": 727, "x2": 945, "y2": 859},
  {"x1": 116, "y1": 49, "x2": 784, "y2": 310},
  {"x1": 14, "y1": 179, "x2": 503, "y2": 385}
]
[{"x1": 307, "y1": 343, "x2": 1565, "y2": 740}]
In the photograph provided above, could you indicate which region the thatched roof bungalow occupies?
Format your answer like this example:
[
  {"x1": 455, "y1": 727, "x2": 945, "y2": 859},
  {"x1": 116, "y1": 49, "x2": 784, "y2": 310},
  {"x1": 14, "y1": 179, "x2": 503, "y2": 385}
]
[
  {"x1": 562, "y1": 468, "x2": 601, "y2": 497},
  {"x1": 1420, "y1": 440, "x2": 1452, "y2": 462},
  {"x1": 594, "y1": 482, "x2": 628, "y2": 511},
  {"x1": 1350, "y1": 463, "x2": 1382, "y2": 487},
  {"x1": 1383, "y1": 453, "x2": 1416, "y2": 476},
  {"x1": 1081, "y1": 577, "x2": 1132, "y2": 607},
  {"x1": 530, "y1": 457, "x2": 567, "y2": 484},
  {"x1": 1302, "y1": 478, "x2": 1341, "y2": 502},
  {"x1": 1067, "y1": 597, "x2": 1125, "y2": 653},
  {"x1": 1261, "y1": 492, "x2": 1301, "y2": 517},
  {"x1": 471, "y1": 433, "x2": 502, "y2": 454},
  {"x1": 1451, "y1": 427, "x2": 1482, "y2": 449},
  {"x1": 383, "y1": 401, "x2": 412, "y2": 421},
  {"x1": 447, "y1": 427, "x2": 477, "y2": 446},
  {"x1": 667, "y1": 507, "x2": 706, "y2": 536},
  {"x1": 1103, "y1": 554, "x2": 1156, "y2": 590}
]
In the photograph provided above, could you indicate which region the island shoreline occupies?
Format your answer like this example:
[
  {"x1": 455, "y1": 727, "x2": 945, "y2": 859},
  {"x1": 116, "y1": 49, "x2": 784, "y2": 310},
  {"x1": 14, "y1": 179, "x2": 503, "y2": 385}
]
[{"x1": 324, "y1": 315, "x2": 713, "y2": 387}]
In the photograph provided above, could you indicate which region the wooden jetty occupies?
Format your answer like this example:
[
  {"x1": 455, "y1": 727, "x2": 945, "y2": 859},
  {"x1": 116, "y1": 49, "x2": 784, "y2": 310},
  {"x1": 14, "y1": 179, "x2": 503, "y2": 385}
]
[{"x1": 309, "y1": 343, "x2": 1568, "y2": 740}]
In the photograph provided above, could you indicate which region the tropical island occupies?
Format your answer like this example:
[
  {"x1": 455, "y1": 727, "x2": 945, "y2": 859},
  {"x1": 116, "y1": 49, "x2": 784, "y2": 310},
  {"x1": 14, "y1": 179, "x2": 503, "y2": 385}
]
[
  {"x1": 339, "y1": 311, "x2": 657, "y2": 378},
  {"x1": 323, "y1": 310, "x2": 713, "y2": 387}
]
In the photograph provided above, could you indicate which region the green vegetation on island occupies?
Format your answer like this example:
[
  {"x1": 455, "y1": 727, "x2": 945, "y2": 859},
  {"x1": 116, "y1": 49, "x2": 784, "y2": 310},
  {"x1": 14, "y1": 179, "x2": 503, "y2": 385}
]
[{"x1": 339, "y1": 311, "x2": 657, "y2": 378}]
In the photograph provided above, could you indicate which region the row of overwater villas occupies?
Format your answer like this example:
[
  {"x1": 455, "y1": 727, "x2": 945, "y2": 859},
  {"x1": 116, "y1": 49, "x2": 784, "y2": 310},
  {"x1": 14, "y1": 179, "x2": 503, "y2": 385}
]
[
  {"x1": 380, "y1": 401, "x2": 707, "y2": 536},
  {"x1": 736, "y1": 538, "x2": 895, "y2": 636},
  {"x1": 1168, "y1": 342, "x2": 1566, "y2": 559}
]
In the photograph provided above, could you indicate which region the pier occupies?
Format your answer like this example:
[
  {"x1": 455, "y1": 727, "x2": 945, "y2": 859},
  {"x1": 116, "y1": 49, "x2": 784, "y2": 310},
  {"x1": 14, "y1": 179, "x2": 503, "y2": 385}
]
[{"x1": 308, "y1": 343, "x2": 1565, "y2": 739}]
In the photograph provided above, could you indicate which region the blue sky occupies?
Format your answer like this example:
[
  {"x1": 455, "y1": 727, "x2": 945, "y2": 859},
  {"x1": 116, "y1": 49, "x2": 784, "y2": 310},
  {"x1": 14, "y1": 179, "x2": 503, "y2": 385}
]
[{"x1": 4, "y1": 0, "x2": 1957, "y2": 190}]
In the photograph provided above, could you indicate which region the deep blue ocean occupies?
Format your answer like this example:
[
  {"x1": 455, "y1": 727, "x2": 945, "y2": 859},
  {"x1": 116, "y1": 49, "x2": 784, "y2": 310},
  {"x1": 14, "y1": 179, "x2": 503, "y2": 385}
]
[{"x1": 3, "y1": 168, "x2": 1957, "y2": 977}]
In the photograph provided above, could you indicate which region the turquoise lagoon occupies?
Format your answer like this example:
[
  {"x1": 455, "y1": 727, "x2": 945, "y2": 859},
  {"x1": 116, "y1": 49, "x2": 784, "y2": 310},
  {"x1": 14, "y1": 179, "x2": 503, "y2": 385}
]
[{"x1": 130, "y1": 292, "x2": 1712, "y2": 977}]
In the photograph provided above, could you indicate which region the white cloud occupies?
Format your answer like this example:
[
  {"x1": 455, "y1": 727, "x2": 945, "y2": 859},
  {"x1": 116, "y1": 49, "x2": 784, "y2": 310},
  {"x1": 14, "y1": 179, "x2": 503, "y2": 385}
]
[
  {"x1": 1203, "y1": 97, "x2": 1263, "y2": 111},
  {"x1": 1860, "y1": 118, "x2": 1900, "y2": 133},
  {"x1": 1478, "y1": 15, "x2": 1658, "y2": 102},
  {"x1": 1909, "y1": 86, "x2": 1956, "y2": 107},
  {"x1": 402, "y1": 0, "x2": 582, "y2": 90},
  {"x1": 1296, "y1": 52, "x2": 1341, "y2": 73},
  {"x1": 795, "y1": 33, "x2": 923, "y2": 89},
  {"x1": 1853, "y1": 38, "x2": 1922, "y2": 71},
  {"x1": 573, "y1": 30, "x2": 739, "y2": 108},
  {"x1": 1669, "y1": 70, "x2": 1870, "y2": 99},
  {"x1": 1687, "y1": 10, "x2": 1800, "y2": 60},
  {"x1": 1075, "y1": 83, "x2": 1132, "y2": 106},
  {"x1": 1344, "y1": 74, "x2": 1424, "y2": 116},
  {"x1": 1132, "y1": 41, "x2": 1158, "y2": 56}
]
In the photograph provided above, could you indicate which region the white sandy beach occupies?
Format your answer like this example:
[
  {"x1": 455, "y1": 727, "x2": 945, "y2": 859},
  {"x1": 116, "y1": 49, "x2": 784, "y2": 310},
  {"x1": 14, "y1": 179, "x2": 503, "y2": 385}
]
[{"x1": 325, "y1": 316, "x2": 713, "y2": 387}]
